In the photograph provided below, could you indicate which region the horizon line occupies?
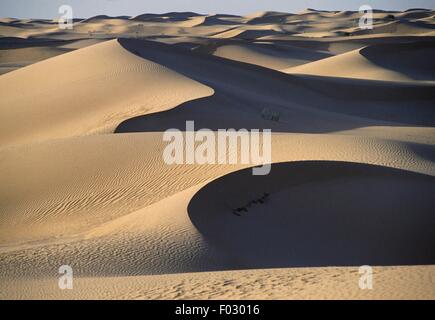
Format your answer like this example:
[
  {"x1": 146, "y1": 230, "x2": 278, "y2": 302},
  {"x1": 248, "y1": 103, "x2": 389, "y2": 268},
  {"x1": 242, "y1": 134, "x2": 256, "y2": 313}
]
[{"x1": 1, "y1": 7, "x2": 432, "y2": 20}]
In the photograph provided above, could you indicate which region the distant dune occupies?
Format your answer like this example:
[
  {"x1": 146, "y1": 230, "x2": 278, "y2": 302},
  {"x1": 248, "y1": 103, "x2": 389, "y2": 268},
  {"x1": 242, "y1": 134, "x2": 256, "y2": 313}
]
[
  {"x1": 212, "y1": 42, "x2": 332, "y2": 70},
  {"x1": 285, "y1": 41, "x2": 435, "y2": 81}
]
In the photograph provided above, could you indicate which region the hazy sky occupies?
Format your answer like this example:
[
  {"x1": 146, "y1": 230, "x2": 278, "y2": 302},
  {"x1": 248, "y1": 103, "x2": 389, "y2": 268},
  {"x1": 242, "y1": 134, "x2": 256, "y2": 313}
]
[{"x1": 1, "y1": 0, "x2": 434, "y2": 19}]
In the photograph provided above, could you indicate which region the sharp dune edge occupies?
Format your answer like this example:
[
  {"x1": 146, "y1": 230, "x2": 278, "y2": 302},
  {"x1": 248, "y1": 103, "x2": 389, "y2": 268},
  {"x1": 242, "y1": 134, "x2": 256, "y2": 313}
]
[
  {"x1": 0, "y1": 8, "x2": 434, "y2": 299},
  {"x1": 0, "y1": 39, "x2": 213, "y2": 147}
]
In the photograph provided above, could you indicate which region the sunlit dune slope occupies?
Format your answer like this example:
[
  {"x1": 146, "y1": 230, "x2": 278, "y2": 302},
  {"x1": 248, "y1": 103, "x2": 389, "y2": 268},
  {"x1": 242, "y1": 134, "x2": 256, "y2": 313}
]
[{"x1": 0, "y1": 39, "x2": 213, "y2": 147}]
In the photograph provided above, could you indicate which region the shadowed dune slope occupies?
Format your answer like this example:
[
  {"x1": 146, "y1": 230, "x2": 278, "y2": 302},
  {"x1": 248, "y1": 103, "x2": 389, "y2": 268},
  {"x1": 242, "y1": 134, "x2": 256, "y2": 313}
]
[
  {"x1": 188, "y1": 161, "x2": 435, "y2": 268},
  {"x1": 352, "y1": 19, "x2": 435, "y2": 36},
  {"x1": 212, "y1": 42, "x2": 331, "y2": 70},
  {"x1": 286, "y1": 41, "x2": 435, "y2": 81},
  {"x1": 117, "y1": 38, "x2": 435, "y2": 132}
]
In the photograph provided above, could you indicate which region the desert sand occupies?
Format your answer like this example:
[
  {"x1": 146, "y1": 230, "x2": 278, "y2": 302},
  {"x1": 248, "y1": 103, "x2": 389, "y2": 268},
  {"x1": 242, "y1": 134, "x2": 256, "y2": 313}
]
[{"x1": 0, "y1": 8, "x2": 434, "y2": 300}]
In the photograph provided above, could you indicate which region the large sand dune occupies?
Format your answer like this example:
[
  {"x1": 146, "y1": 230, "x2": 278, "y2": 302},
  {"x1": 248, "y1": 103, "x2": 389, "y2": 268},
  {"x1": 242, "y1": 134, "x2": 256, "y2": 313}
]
[
  {"x1": 189, "y1": 161, "x2": 435, "y2": 268},
  {"x1": 0, "y1": 8, "x2": 434, "y2": 300},
  {"x1": 0, "y1": 39, "x2": 212, "y2": 147}
]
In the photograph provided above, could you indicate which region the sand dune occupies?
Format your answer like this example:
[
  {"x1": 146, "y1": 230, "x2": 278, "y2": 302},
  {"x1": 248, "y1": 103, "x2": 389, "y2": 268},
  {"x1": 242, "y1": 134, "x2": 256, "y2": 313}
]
[
  {"x1": 0, "y1": 38, "x2": 108, "y2": 75},
  {"x1": 212, "y1": 42, "x2": 331, "y2": 70},
  {"x1": 80, "y1": 15, "x2": 131, "y2": 23},
  {"x1": 0, "y1": 39, "x2": 213, "y2": 147},
  {"x1": 58, "y1": 38, "x2": 107, "y2": 49},
  {"x1": 351, "y1": 19, "x2": 435, "y2": 36},
  {"x1": 189, "y1": 161, "x2": 435, "y2": 268},
  {"x1": 117, "y1": 39, "x2": 434, "y2": 130},
  {"x1": 245, "y1": 11, "x2": 293, "y2": 25},
  {"x1": 396, "y1": 9, "x2": 434, "y2": 20},
  {"x1": 1, "y1": 133, "x2": 433, "y2": 273},
  {"x1": 196, "y1": 15, "x2": 243, "y2": 27},
  {"x1": 211, "y1": 27, "x2": 284, "y2": 40},
  {"x1": 285, "y1": 41, "x2": 435, "y2": 81},
  {"x1": 0, "y1": 46, "x2": 72, "y2": 74},
  {"x1": 0, "y1": 9, "x2": 434, "y2": 300}
]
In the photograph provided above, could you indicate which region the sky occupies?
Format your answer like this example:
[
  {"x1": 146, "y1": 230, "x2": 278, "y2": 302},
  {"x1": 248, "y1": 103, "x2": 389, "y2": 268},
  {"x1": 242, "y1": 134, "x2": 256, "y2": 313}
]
[{"x1": 0, "y1": 0, "x2": 434, "y2": 19}]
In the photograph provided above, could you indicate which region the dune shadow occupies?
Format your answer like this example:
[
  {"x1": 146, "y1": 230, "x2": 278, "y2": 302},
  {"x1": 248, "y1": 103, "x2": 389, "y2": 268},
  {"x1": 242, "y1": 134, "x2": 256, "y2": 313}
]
[
  {"x1": 360, "y1": 41, "x2": 435, "y2": 81},
  {"x1": 115, "y1": 93, "x2": 376, "y2": 134},
  {"x1": 187, "y1": 161, "x2": 435, "y2": 269},
  {"x1": 116, "y1": 38, "x2": 435, "y2": 132}
]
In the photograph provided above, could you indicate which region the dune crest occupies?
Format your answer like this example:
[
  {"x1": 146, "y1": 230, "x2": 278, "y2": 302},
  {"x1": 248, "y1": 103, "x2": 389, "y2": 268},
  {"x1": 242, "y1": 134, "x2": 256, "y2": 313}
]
[{"x1": 0, "y1": 39, "x2": 213, "y2": 147}]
